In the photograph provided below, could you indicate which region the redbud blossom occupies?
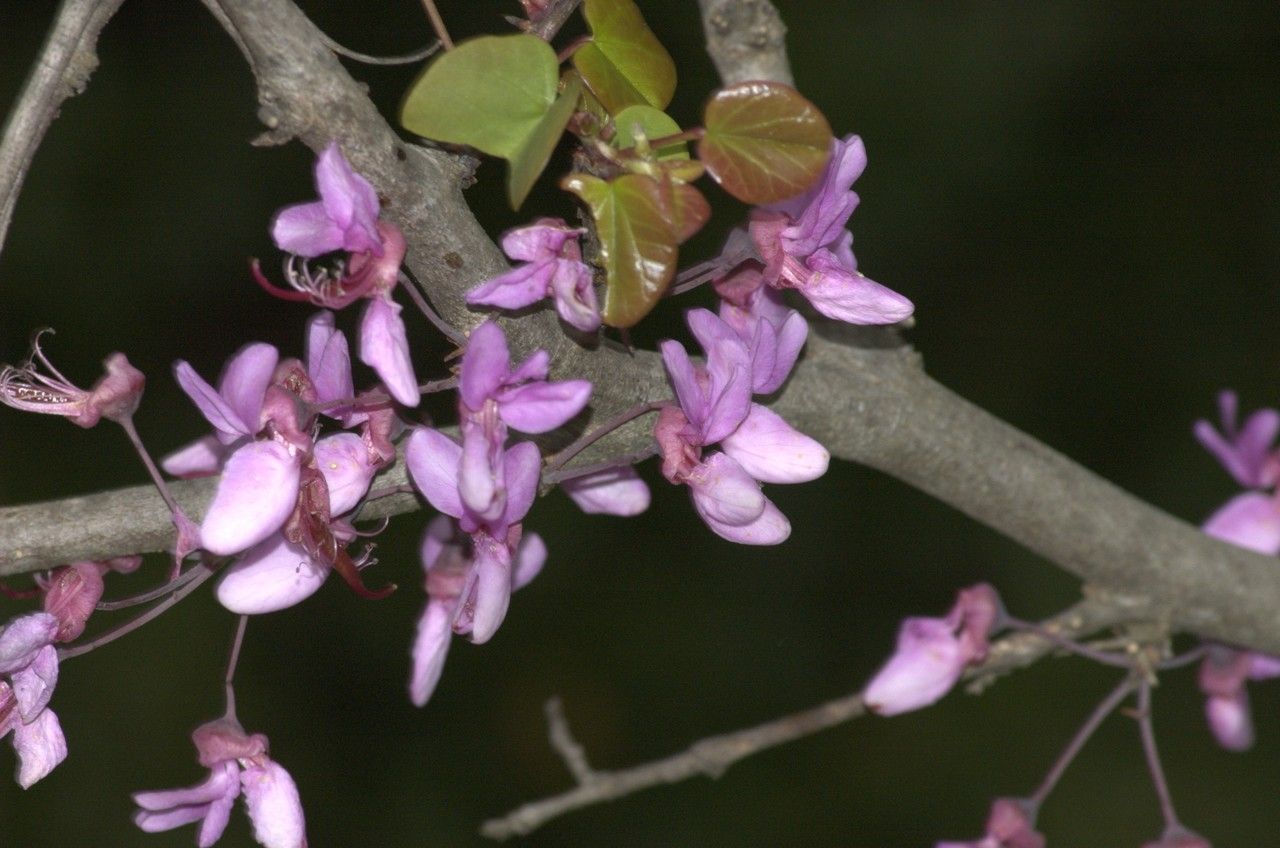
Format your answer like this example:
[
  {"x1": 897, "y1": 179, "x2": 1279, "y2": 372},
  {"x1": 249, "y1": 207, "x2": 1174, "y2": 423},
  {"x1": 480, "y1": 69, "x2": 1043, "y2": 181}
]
[
  {"x1": 560, "y1": 467, "x2": 651, "y2": 516},
  {"x1": 0, "y1": 613, "x2": 65, "y2": 788},
  {"x1": 746, "y1": 135, "x2": 914, "y2": 325},
  {"x1": 272, "y1": 142, "x2": 381, "y2": 258},
  {"x1": 863, "y1": 583, "x2": 1003, "y2": 716},
  {"x1": 467, "y1": 219, "x2": 600, "y2": 332},
  {"x1": 41, "y1": 562, "x2": 106, "y2": 642},
  {"x1": 0, "y1": 335, "x2": 144, "y2": 428},
  {"x1": 134, "y1": 719, "x2": 306, "y2": 848},
  {"x1": 1194, "y1": 390, "x2": 1280, "y2": 488}
]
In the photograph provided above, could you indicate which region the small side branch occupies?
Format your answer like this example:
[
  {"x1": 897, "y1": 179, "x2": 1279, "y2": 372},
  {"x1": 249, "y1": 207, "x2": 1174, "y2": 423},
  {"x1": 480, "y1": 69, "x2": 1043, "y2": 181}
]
[
  {"x1": 0, "y1": 0, "x2": 126, "y2": 263},
  {"x1": 480, "y1": 599, "x2": 1133, "y2": 839}
]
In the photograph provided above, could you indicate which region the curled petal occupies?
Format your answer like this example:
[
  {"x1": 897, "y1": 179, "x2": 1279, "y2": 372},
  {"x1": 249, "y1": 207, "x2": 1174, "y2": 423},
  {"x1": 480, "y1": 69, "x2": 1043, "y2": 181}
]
[
  {"x1": 497, "y1": 379, "x2": 592, "y2": 433},
  {"x1": 219, "y1": 343, "x2": 279, "y2": 436},
  {"x1": 314, "y1": 433, "x2": 378, "y2": 516},
  {"x1": 241, "y1": 760, "x2": 308, "y2": 848},
  {"x1": 315, "y1": 141, "x2": 381, "y2": 256},
  {"x1": 272, "y1": 201, "x2": 345, "y2": 258},
  {"x1": 173, "y1": 361, "x2": 251, "y2": 443},
  {"x1": 359, "y1": 297, "x2": 419, "y2": 407},
  {"x1": 305, "y1": 311, "x2": 355, "y2": 413},
  {"x1": 459, "y1": 420, "x2": 503, "y2": 522},
  {"x1": 133, "y1": 761, "x2": 240, "y2": 814},
  {"x1": 1202, "y1": 492, "x2": 1280, "y2": 555},
  {"x1": 659, "y1": 341, "x2": 704, "y2": 428},
  {"x1": 686, "y1": 453, "x2": 766, "y2": 527},
  {"x1": 802, "y1": 250, "x2": 914, "y2": 325},
  {"x1": 561, "y1": 467, "x2": 651, "y2": 516},
  {"x1": 13, "y1": 708, "x2": 66, "y2": 788},
  {"x1": 216, "y1": 535, "x2": 329, "y2": 615},
  {"x1": 10, "y1": 645, "x2": 57, "y2": 721},
  {"x1": 549, "y1": 260, "x2": 600, "y2": 332},
  {"x1": 405, "y1": 428, "x2": 464, "y2": 518},
  {"x1": 720, "y1": 404, "x2": 829, "y2": 484},
  {"x1": 408, "y1": 599, "x2": 453, "y2": 707},
  {"x1": 201, "y1": 441, "x2": 301, "y2": 556},
  {"x1": 506, "y1": 349, "x2": 551, "y2": 384},
  {"x1": 501, "y1": 441, "x2": 543, "y2": 529},
  {"x1": 762, "y1": 310, "x2": 808, "y2": 394},
  {"x1": 465, "y1": 537, "x2": 512, "y2": 644},
  {"x1": 513, "y1": 532, "x2": 547, "y2": 590},
  {"x1": 696, "y1": 495, "x2": 790, "y2": 545},
  {"x1": 0, "y1": 613, "x2": 58, "y2": 675},
  {"x1": 500, "y1": 219, "x2": 576, "y2": 261}
]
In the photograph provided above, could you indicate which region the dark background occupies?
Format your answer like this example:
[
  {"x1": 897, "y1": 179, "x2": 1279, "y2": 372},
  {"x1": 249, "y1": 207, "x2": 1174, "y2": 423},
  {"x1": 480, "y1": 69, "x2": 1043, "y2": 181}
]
[{"x1": 2, "y1": 1, "x2": 1279, "y2": 845}]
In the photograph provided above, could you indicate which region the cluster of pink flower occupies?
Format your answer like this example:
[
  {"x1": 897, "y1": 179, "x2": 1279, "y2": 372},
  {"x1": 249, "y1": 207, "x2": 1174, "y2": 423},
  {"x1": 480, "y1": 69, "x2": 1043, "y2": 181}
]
[{"x1": 0, "y1": 130, "x2": 918, "y2": 844}]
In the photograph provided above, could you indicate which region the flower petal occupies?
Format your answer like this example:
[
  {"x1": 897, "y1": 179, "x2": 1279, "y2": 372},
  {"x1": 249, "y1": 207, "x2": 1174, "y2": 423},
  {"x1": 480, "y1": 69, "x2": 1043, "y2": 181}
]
[
  {"x1": 219, "y1": 343, "x2": 279, "y2": 436},
  {"x1": 13, "y1": 708, "x2": 66, "y2": 788},
  {"x1": 359, "y1": 297, "x2": 419, "y2": 407},
  {"x1": 405, "y1": 428, "x2": 463, "y2": 518},
  {"x1": 1206, "y1": 692, "x2": 1254, "y2": 751},
  {"x1": 863, "y1": 617, "x2": 966, "y2": 716},
  {"x1": 696, "y1": 495, "x2": 790, "y2": 545},
  {"x1": 513, "y1": 532, "x2": 547, "y2": 590},
  {"x1": 459, "y1": 321, "x2": 511, "y2": 411},
  {"x1": 466, "y1": 261, "x2": 554, "y2": 310},
  {"x1": 408, "y1": 599, "x2": 453, "y2": 707},
  {"x1": 315, "y1": 142, "x2": 381, "y2": 256},
  {"x1": 161, "y1": 435, "x2": 229, "y2": 479},
  {"x1": 271, "y1": 201, "x2": 345, "y2": 258},
  {"x1": 305, "y1": 311, "x2": 355, "y2": 412},
  {"x1": 0, "y1": 613, "x2": 57, "y2": 675},
  {"x1": 173, "y1": 361, "x2": 250, "y2": 442},
  {"x1": 11, "y1": 645, "x2": 57, "y2": 721},
  {"x1": 465, "y1": 536, "x2": 512, "y2": 644},
  {"x1": 241, "y1": 760, "x2": 308, "y2": 848},
  {"x1": 500, "y1": 219, "x2": 575, "y2": 261},
  {"x1": 561, "y1": 467, "x2": 651, "y2": 516},
  {"x1": 720, "y1": 404, "x2": 829, "y2": 484},
  {"x1": 500, "y1": 441, "x2": 542, "y2": 528},
  {"x1": 133, "y1": 762, "x2": 240, "y2": 812},
  {"x1": 216, "y1": 535, "x2": 329, "y2": 615},
  {"x1": 314, "y1": 433, "x2": 377, "y2": 516},
  {"x1": 802, "y1": 250, "x2": 914, "y2": 325},
  {"x1": 497, "y1": 379, "x2": 592, "y2": 433},
  {"x1": 686, "y1": 453, "x2": 765, "y2": 528},
  {"x1": 200, "y1": 441, "x2": 301, "y2": 556},
  {"x1": 1202, "y1": 492, "x2": 1280, "y2": 555},
  {"x1": 549, "y1": 260, "x2": 601, "y2": 332}
]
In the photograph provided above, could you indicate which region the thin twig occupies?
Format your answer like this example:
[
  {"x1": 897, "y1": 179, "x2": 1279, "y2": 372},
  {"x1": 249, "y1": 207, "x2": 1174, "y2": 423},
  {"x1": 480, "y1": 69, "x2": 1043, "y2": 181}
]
[
  {"x1": 528, "y1": 0, "x2": 582, "y2": 41},
  {"x1": 543, "y1": 400, "x2": 668, "y2": 475},
  {"x1": 1136, "y1": 679, "x2": 1183, "y2": 833},
  {"x1": 96, "y1": 563, "x2": 206, "y2": 611},
  {"x1": 399, "y1": 272, "x2": 467, "y2": 347},
  {"x1": 1027, "y1": 673, "x2": 1135, "y2": 807},
  {"x1": 544, "y1": 698, "x2": 595, "y2": 785},
  {"x1": 317, "y1": 31, "x2": 440, "y2": 66},
  {"x1": 0, "y1": 0, "x2": 126, "y2": 263},
  {"x1": 419, "y1": 0, "x2": 454, "y2": 51},
  {"x1": 480, "y1": 600, "x2": 1130, "y2": 839},
  {"x1": 223, "y1": 614, "x2": 249, "y2": 722}
]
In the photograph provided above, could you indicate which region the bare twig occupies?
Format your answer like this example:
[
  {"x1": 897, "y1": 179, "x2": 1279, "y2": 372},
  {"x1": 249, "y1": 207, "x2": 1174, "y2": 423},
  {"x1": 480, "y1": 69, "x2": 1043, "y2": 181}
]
[
  {"x1": 528, "y1": 0, "x2": 582, "y2": 41},
  {"x1": 0, "y1": 0, "x2": 126, "y2": 264},
  {"x1": 316, "y1": 32, "x2": 440, "y2": 66},
  {"x1": 480, "y1": 599, "x2": 1137, "y2": 839}
]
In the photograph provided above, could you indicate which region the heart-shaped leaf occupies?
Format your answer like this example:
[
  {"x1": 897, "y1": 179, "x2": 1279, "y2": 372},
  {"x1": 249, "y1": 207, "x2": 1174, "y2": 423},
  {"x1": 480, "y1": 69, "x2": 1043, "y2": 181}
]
[
  {"x1": 697, "y1": 82, "x2": 833, "y2": 205},
  {"x1": 562, "y1": 173, "x2": 680, "y2": 328},
  {"x1": 507, "y1": 75, "x2": 583, "y2": 208},
  {"x1": 659, "y1": 180, "x2": 710, "y2": 244},
  {"x1": 573, "y1": 0, "x2": 676, "y2": 115},
  {"x1": 400, "y1": 34, "x2": 560, "y2": 158}
]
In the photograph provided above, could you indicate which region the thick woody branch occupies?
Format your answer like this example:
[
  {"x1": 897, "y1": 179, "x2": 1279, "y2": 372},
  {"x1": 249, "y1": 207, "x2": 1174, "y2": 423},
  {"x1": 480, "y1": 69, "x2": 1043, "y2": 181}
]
[
  {"x1": 696, "y1": 0, "x2": 793, "y2": 87},
  {"x1": 480, "y1": 598, "x2": 1139, "y2": 839},
  {"x1": 0, "y1": 0, "x2": 125, "y2": 263}
]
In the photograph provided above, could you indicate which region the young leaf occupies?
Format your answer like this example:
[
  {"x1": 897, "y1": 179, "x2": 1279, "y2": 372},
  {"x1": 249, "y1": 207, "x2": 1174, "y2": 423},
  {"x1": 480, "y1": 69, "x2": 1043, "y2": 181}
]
[
  {"x1": 613, "y1": 104, "x2": 689, "y2": 160},
  {"x1": 400, "y1": 34, "x2": 561, "y2": 158},
  {"x1": 697, "y1": 82, "x2": 834, "y2": 205},
  {"x1": 573, "y1": 0, "x2": 677, "y2": 115},
  {"x1": 507, "y1": 75, "x2": 583, "y2": 208},
  {"x1": 660, "y1": 180, "x2": 710, "y2": 244},
  {"x1": 562, "y1": 173, "x2": 680, "y2": 328}
]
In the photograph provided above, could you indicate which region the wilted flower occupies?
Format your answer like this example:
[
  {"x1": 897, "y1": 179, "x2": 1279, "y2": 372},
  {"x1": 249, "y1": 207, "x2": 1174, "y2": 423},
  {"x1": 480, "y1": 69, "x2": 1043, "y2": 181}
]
[
  {"x1": 0, "y1": 332, "x2": 144, "y2": 428},
  {"x1": 467, "y1": 219, "x2": 600, "y2": 332},
  {"x1": 937, "y1": 797, "x2": 1044, "y2": 848}
]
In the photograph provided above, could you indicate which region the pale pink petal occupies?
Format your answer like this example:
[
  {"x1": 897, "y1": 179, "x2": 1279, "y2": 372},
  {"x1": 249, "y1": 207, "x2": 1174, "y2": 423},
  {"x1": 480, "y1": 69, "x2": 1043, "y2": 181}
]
[
  {"x1": 761, "y1": 310, "x2": 808, "y2": 394},
  {"x1": 549, "y1": 260, "x2": 600, "y2": 332},
  {"x1": 720, "y1": 405, "x2": 829, "y2": 484},
  {"x1": 500, "y1": 219, "x2": 575, "y2": 261},
  {"x1": 501, "y1": 441, "x2": 543, "y2": 528},
  {"x1": 359, "y1": 297, "x2": 419, "y2": 407},
  {"x1": 13, "y1": 708, "x2": 66, "y2": 788},
  {"x1": 408, "y1": 598, "x2": 453, "y2": 707},
  {"x1": 561, "y1": 467, "x2": 650, "y2": 516},
  {"x1": 196, "y1": 765, "x2": 240, "y2": 848},
  {"x1": 200, "y1": 441, "x2": 301, "y2": 556},
  {"x1": 216, "y1": 535, "x2": 329, "y2": 615},
  {"x1": 271, "y1": 201, "x2": 344, "y2": 257},
  {"x1": 241, "y1": 760, "x2": 307, "y2": 848},
  {"x1": 219, "y1": 342, "x2": 279, "y2": 433},
  {"x1": 161, "y1": 435, "x2": 228, "y2": 478},
  {"x1": 10, "y1": 645, "x2": 57, "y2": 721},
  {"x1": 1202, "y1": 492, "x2": 1280, "y2": 555},
  {"x1": 315, "y1": 142, "x2": 381, "y2": 255},
  {"x1": 465, "y1": 537, "x2": 512, "y2": 644},
  {"x1": 497, "y1": 380, "x2": 592, "y2": 433},
  {"x1": 314, "y1": 433, "x2": 377, "y2": 515},
  {"x1": 802, "y1": 250, "x2": 914, "y2": 325},
  {"x1": 863, "y1": 617, "x2": 965, "y2": 716},
  {"x1": 135, "y1": 806, "x2": 213, "y2": 834},
  {"x1": 1206, "y1": 692, "x2": 1254, "y2": 751},
  {"x1": 0, "y1": 613, "x2": 58, "y2": 675},
  {"x1": 506, "y1": 349, "x2": 550, "y2": 384},
  {"x1": 459, "y1": 421, "x2": 503, "y2": 522},
  {"x1": 1247, "y1": 652, "x2": 1280, "y2": 680},
  {"x1": 697, "y1": 496, "x2": 790, "y2": 545},
  {"x1": 513, "y1": 532, "x2": 547, "y2": 589},
  {"x1": 174, "y1": 361, "x2": 250, "y2": 442},
  {"x1": 133, "y1": 762, "x2": 239, "y2": 812},
  {"x1": 305, "y1": 311, "x2": 355, "y2": 411},
  {"x1": 687, "y1": 453, "x2": 765, "y2": 527},
  {"x1": 405, "y1": 428, "x2": 464, "y2": 518},
  {"x1": 659, "y1": 340, "x2": 703, "y2": 425}
]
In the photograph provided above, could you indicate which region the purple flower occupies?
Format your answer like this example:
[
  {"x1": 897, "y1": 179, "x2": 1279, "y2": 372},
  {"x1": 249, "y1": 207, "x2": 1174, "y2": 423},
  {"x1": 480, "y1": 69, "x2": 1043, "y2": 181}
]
[
  {"x1": 717, "y1": 273, "x2": 808, "y2": 395},
  {"x1": 406, "y1": 427, "x2": 542, "y2": 644},
  {"x1": 171, "y1": 342, "x2": 279, "y2": 450},
  {"x1": 272, "y1": 142, "x2": 381, "y2": 258},
  {"x1": 41, "y1": 561, "x2": 106, "y2": 643},
  {"x1": 746, "y1": 135, "x2": 913, "y2": 325},
  {"x1": 134, "y1": 719, "x2": 306, "y2": 848},
  {"x1": 1197, "y1": 646, "x2": 1280, "y2": 751},
  {"x1": 455, "y1": 320, "x2": 591, "y2": 521},
  {"x1": 863, "y1": 584, "x2": 1003, "y2": 716},
  {"x1": 467, "y1": 218, "x2": 601, "y2": 332},
  {"x1": 937, "y1": 798, "x2": 1045, "y2": 848},
  {"x1": 656, "y1": 309, "x2": 828, "y2": 545},
  {"x1": 1194, "y1": 390, "x2": 1280, "y2": 489},
  {"x1": 0, "y1": 333, "x2": 144, "y2": 428},
  {"x1": 408, "y1": 515, "x2": 546, "y2": 705},
  {"x1": 1201, "y1": 491, "x2": 1280, "y2": 555},
  {"x1": 0, "y1": 612, "x2": 65, "y2": 788}
]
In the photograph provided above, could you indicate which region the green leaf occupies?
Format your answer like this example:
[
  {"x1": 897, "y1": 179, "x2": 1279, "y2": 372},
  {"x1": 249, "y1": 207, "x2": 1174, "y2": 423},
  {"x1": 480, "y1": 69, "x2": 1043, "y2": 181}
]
[
  {"x1": 697, "y1": 81, "x2": 834, "y2": 205},
  {"x1": 562, "y1": 173, "x2": 680, "y2": 328},
  {"x1": 573, "y1": 0, "x2": 677, "y2": 115},
  {"x1": 400, "y1": 34, "x2": 559, "y2": 158},
  {"x1": 613, "y1": 105, "x2": 688, "y2": 160},
  {"x1": 507, "y1": 75, "x2": 583, "y2": 208},
  {"x1": 660, "y1": 180, "x2": 710, "y2": 244}
]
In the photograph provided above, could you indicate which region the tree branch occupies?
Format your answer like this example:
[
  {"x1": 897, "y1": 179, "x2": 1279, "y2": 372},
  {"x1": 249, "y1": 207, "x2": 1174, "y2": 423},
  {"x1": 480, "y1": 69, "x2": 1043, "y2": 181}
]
[
  {"x1": 479, "y1": 598, "x2": 1139, "y2": 839},
  {"x1": 696, "y1": 0, "x2": 793, "y2": 87},
  {"x1": 0, "y1": 0, "x2": 125, "y2": 264}
]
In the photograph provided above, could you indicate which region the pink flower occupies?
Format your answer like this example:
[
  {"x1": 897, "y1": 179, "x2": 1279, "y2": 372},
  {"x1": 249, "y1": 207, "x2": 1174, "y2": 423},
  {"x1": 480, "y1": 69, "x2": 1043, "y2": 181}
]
[
  {"x1": 467, "y1": 218, "x2": 600, "y2": 332},
  {"x1": 863, "y1": 584, "x2": 1003, "y2": 716},
  {"x1": 0, "y1": 332, "x2": 144, "y2": 428},
  {"x1": 1194, "y1": 390, "x2": 1280, "y2": 489},
  {"x1": 272, "y1": 142, "x2": 381, "y2": 258},
  {"x1": 937, "y1": 798, "x2": 1044, "y2": 848},
  {"x1": 134, "y1": 718, "x2": 306, "y2": 848},
  {"x1": 745, "y1": 135, "x2": 913, "y2": 325},
  {"x1": 560, "y1": 467, "x2": 651, "y2": 516},
  {"x1": 1197, "y1": 646, "x2": 1280, "y2": 751},
  {"x1": 0, "y1": 613, "x2": 66, "y2": 788}
]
